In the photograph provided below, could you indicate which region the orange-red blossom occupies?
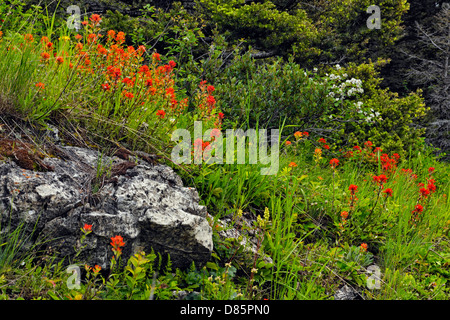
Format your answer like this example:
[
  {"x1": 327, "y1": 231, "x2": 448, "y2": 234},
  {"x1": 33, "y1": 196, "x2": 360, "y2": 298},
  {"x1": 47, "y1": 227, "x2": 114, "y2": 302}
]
[
  {"x1": 110, "y1": 235, "x2": 125, "y2": 254},
  {"x1": 329, "y1": 158, "x2": 339, "y2": 169}
]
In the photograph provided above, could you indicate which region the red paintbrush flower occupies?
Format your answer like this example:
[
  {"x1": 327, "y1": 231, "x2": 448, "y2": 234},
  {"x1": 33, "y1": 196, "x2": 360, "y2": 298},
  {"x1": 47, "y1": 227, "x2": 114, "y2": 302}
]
[
  {"x1": 349, "y1": 184, "x2": 358, "y2": 194},
  {"x1": 383, "y1": 188, "x2": 393, "y2": 197},
  {"x1": 156, "y1": 109, "x2": 166, "y2": 119},
  {"x1": 329, "y1": 158, "x2": 339, "y2": 169}
]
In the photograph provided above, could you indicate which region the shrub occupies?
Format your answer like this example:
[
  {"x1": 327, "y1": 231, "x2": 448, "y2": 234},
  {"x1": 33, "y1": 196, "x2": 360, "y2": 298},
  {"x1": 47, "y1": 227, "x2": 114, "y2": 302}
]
[
  {"x1": 214, "y1": 55, "x2": 427, "y2": 156},
  {"x1": 197, "y1": 0, "x2": 318, "y2": 55}
]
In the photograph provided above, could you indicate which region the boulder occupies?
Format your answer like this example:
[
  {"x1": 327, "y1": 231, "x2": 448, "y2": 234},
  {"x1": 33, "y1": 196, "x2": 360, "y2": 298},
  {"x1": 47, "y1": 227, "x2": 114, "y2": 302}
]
[
  {"x1": 333, "y1": 284, "x2": 361, "y2": 300},
  {"x1": 0, "y1": 144, "x2": 212, "y2": 270}
]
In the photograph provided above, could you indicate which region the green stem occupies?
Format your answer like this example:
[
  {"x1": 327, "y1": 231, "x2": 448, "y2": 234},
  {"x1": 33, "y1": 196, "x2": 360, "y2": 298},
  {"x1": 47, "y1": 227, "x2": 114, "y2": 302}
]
[{"x1": 362, "y1": 184, "x2": 383, "y2": 230}]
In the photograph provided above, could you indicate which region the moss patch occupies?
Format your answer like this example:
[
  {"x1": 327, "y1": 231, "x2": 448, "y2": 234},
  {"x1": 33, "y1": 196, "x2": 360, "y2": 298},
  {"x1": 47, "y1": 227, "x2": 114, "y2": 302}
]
[{"x1": 0, "y1": 138, "x2": 53, "y2": 172}]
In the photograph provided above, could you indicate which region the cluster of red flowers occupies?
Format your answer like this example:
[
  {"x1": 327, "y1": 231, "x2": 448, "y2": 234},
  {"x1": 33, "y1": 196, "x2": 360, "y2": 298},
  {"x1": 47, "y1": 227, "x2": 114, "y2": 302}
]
[
  {"x1": 373, "y1": 174, "x2": 388, "y2": 186},
  {"x1": 85, "y1": 264, "x2": 102, "y2": 274},
  {"x1": 192, "y1": 137, "x2": 214, "y2": 163},
  {"x1": 209, "y1": 128, "x2": 221, "y2": 138},
  {"x1": 56, "y1": 55, "x2": 64, "y2": 65},
  {"x1": 156, "y1": 109, "x2": 166, "y2": 119},
  {"x1": 382, "y1": 188, "x2": 393, "y2": 197},
  {"x1": 195, "y1": 80, "x2": 223, "y2": 128},
  {"x1": 24, "y1": 33, "x2": 34, "y2": 43},
  {"x1": 122, "y1": 90, "x2": 134, "y2": 99},
  {"x1": 401, "y1": 168, "x2": 418, "y2": 180},
  {"x1": 318, "y1": 138, "x2": 330, "y2": 150},
  {"x1": 380, "y1": 153, "x2": 400, "y2": 172},
  {"x1": 39, "y1": 35, "x2": 54, "y2": 62},
  {"x1": 419, "y1": 187, "x2": 430, "y2": 198},
  {"x1": 101, "y1": 83, "x2": 111, "y2": 91},
  {"x1": 30, "y1": 13, "x2": 225, "y2": 130},
  {"x1": 285, "y1": 131, "x2": 309, "y2": 146},
  {"x1": 348, "y1": 184, "x2": 358, "y2": 209},
  {"x1": 372, "y1": 173, "x2": 395, "y2": 200},
  {"x1": 31, "y1": 14, "x2": 221, "y2": 160},
  {"x1": 294, "y1": 131, "x2": 309, "y2": 140},
  {"x1": 193, "y1": 138, "x2": 212, "y2": 152},
  {"x1": 80, "y1": 223, "x2": 125, "y2": 262},
  {"x1": 329, "y1": 158, "x2": 339, "y2": 169},
  {"x1": 360, "y1": 243, "x2": 368, "y2": 252},
  {"x1": 339, "y1": 210, "x2": 349, "y2": 230},
  {"x1": 89, "y1": 14, "x2": 102, "y2": 26},
  {"x1": 410, "y1": 204, "x2": 424, "y2": 225},
  {"x1": 409, "y1": 167, "x2": 437, "y2": 225},
  {"x1": 191, "y1": 128, "x2": 225, "y2": 163},
  {"x1": 107, "y1": 66, "x2": 122, "y2": 80},
  {"x1": 110, "y1": 235, "x2": 125, "y2": 255},
  {"x1": 349, "y1": 184, "x2": 358, "y2": 194},
  {"x1": 346, "y1": 141, "x2": 400, "y2": 176},
  {"x1": 67, "y1": 16, "x2": 184, "y2": 122},
  {"x1": 427, "y1": 179, "x2": 437, "y2": 193}
]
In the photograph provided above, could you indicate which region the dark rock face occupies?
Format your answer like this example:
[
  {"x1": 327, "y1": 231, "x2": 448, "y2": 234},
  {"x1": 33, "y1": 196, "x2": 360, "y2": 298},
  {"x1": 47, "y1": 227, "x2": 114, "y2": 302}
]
[
  {"x1": 30, "y1": 0, "x2": 192, "y2": 16},
  {"x1": 0, "y1": 144, "x2": 212, "y2": 270}
]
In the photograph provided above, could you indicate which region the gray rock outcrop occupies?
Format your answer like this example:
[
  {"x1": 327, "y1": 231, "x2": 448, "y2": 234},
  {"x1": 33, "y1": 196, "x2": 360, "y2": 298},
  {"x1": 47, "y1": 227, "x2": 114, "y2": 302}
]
[
  {"x1": 0, "y1": 144, "x2": 212, "y2": 270},
  {"x1": 333, "y1": 284, "x2": 361, "y2": 300}
]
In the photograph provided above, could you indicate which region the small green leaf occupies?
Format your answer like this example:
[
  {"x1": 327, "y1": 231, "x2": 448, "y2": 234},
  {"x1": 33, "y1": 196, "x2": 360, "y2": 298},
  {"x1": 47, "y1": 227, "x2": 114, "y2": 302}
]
[
  {"x1": 206, "y1": 262, "x2": 218, "y2": 270},
  {"x1": 212, "y1": 187, "x2": 223, "y2": 197}
]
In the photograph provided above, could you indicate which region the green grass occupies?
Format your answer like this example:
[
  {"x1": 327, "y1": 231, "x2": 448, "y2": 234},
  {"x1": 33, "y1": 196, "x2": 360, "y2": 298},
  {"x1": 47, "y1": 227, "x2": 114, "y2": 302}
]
[
  {"x1": 187, "y1": 136, "x2": 450, "y2": 300},
  {"x1": 0, "y1": 5, "x2": 449, "y2": 300}
]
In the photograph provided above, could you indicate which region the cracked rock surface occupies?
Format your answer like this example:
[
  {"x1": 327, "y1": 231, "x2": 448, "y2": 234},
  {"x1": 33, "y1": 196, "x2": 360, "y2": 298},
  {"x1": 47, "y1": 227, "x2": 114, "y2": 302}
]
[{"x1": 0, "y1": 145, "x2": 212, "y2": 269}]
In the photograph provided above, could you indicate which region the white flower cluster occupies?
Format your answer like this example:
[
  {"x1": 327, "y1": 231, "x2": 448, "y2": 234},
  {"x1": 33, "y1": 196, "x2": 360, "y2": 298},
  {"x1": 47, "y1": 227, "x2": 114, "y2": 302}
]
[
  {"x1": 356, "y1": 106, "x2": 382, "y2": 123},
  {"x1": 346, "y1": 78, "x2": 363, "y2": 86},
  {"x1": 328, "y1": 73, "x2": 341, "y2": 80},
  {"x1": 326, "y1": 74, "x2": 364, "y2": 102},
  {"x1": 347, "y1": 86, "x2": 364, "y2": 96},
  {"x1": 308, "y1": 66, "x2": 385, "y2": 124}
]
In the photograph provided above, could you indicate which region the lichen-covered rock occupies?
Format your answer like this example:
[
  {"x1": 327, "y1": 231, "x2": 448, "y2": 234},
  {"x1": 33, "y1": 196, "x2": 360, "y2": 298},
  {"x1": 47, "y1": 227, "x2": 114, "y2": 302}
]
[
  {"x1": 218, "y1": 215, "x2": 273, "y2": 266},
  {"x1": 0, "y1": 145, "x2": 212, "y2": 270},
  {"x1": 333, "y1": 284, "x2": 361, "y2": 300}
]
